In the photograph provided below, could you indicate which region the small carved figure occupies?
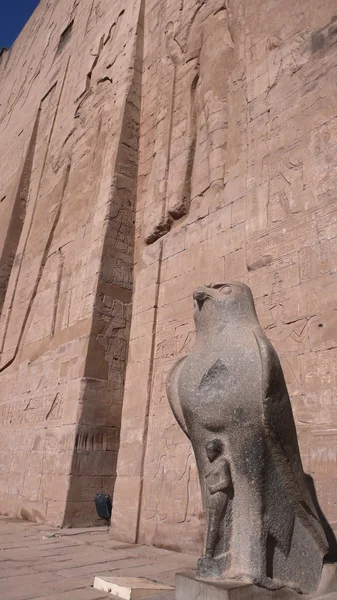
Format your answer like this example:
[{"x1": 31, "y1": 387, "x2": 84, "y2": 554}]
[
  {"x1": 262, "y1": 150, "x2": 304, "y2": 225},
  {"x1": 167, "y1": 282, "x2": 328, "y2": 592},
  {"x1": 203, "y1": 439, "x2": 232, "y2": 570},
  {"x1": 269, "y1": 271, "x2": 289, "y2": 305},
  {"x1": 165, "y1": 0, "x2": 235, "y2": 220}
]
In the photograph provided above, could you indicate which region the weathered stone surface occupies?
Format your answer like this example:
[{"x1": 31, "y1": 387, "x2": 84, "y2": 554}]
[
  {"x1": 1, "y1": 0, "x2": 337, "y2": 552},
  {"x1": 0, "y1": 0, "x2": 143, "y2": 525},
  {"x1": 166, "y1": 282, "x2": 328, "y2": 593},
  {"x1": 0, "y1": 516, "x2": 194, "y2": 600},
  {"x1": 175, "y1": 565, "x2": 337, "y2": 600},
  {"x1": 111, "y1": 0, "x2": 337, "y2": 560}
]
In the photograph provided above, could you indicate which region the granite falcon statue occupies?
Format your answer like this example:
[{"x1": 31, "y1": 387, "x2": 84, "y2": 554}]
[{"x1": 166, "y1": 282, "x2": 328, "y2": 593}]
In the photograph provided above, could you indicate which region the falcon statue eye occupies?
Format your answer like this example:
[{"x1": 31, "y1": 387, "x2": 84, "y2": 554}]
[{"x1": 221, "y1": 285, "x2": 232, "y2": 295}]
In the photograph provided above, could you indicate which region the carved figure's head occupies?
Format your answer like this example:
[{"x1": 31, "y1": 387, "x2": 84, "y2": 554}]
[
  {"x1": 205, "y1": 438, "x2": 223, "y2": 462},
  {"x1": 193, "y1": 281, "x2": 258, "y2": 331}
]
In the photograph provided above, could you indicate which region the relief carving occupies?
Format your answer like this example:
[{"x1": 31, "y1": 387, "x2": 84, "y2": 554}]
[
  {"x1": 265, "y1": 271, "x2": 309, "y2": 349},
  {"x1": 265, "y1": 32, "x2": 310, "y2": 92},
  {"x1": 0, "y1": 393, "x2": 64, "y2": 426},
  {"x1": 318, "y1": 231, "x2": 332, "y2": 275},
  {"x1": 0, "y1": 81, "x2": 67, "y2": 371},
  {"x1": 0, "y1": 111, "x2": 40, "y2": 318},
  {"x1": 299, "y1": 246, "x2": 314, "y2": 281},
  {"x1": 310, "y1": 119, "x2": 337, "y2": 207},
  {"x1": 85, "y1": 0, "x2": 106, "y2": 34},
  {"x1": 268, "y1": 271, "x2": 290, "y2": 306},
  {"x1": 299, "y1": 233, "x2": 333, "y2": 283},
  {"x1": 97, "y1": 299, "x2": 131, "y2": 388},
  {"x1": 262, "y1": 148, "x2": 305, "y2": 225},
  {"x1": 143, "y1": 424, "x2": 199, "y2": 527},
  {"x1": 156, "y1": 327, "x2": 195, "y2": 361},
  {"x1": 145, "y1": 0, "x2": 236, "y2": 243},
  {"x1": 266, "y1": 303, "x2": 309, "y2": 346}
]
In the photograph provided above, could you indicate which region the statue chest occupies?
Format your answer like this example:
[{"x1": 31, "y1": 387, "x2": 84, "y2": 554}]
[{"x1": 178, "y1": 335, "x2": 263, "y2": 431}]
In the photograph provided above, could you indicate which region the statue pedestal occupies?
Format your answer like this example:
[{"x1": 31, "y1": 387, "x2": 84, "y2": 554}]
[{"x1": 175, "y1": 565, "x2": 337, "y2": 600}]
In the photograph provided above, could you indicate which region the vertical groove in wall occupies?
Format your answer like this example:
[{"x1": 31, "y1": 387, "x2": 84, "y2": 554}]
[
  {"x1": 0, "y1": 108, "x2": 40, "y2": 318},
  {"x1": 0, "y1": 61, "x2": 70, "y2": 370},
  {"x1": 135, "y1": 240, "x2": 164, "y2": 543}
]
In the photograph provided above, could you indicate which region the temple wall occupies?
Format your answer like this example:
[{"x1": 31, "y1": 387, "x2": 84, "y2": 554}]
[
  {"x1": 1, "y1": 0, "x2": 337, "y2": 545},
  {"x1": 111, "y1": 0, "x2": 337, "y2": 553},
  {"x1": 0, "y1": 0, "x2": 142, "y2": 525}
]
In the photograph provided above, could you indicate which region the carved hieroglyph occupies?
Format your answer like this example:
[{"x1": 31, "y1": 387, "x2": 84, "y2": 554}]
[{"x1": 167, "y1": 282, "x2": 328, "y2": 593}]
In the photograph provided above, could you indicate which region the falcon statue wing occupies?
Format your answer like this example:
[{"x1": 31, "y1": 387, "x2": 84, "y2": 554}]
[
  {"x1": 166, "y1": 356, "x2": 190, "y2": 440},
  {"x1": 253, "y1": 326, "x2": 328, "y2": 552}
]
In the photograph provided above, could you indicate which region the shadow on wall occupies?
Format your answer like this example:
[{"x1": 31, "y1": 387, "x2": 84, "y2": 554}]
[
  {"x1": 306, "y1": 474, "x2": 337, "y2": 563},
  {"x1": 62, "y1": 0, "x2": 144, "y2": 527}
]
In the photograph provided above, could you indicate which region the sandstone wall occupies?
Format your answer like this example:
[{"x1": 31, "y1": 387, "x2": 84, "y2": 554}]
[
  {"x1": 0, "y1": 0, "x2": 143, "y2": 525},
  {"x1": 1, "y1": 0, "x2": 337, "y2": 546},
  {"x1": 111, "y1": 0, "x2": 337, "y2": 554}
]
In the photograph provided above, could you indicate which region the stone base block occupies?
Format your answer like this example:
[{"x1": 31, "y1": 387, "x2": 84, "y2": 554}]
[
  {"x1": 176, "y1": 573, "x2": 265, "y2": 600},
  {"x1": 175, "y1": 565, "x2": 337, "y2": 600},
  {"x1": 93, "y1": 576, "x2": 173, "y2": 599}
]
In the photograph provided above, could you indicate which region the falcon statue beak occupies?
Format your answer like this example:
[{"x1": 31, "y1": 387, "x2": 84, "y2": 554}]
[{"x1": 193, "y1": 288, "x2": 209, "y2": 310}]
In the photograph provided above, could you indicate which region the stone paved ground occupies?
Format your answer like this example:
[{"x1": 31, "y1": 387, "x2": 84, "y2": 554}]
[{"x1": 0, "y1": 517, "x2": 197, "y2": 600}]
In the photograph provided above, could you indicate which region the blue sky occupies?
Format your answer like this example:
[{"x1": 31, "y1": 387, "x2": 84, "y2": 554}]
[{"x1": 1, "y1": 1, "x2": 40, "y2": 49}]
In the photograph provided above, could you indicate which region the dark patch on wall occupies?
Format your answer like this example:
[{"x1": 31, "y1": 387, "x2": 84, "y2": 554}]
[
  {"x1": 311, "y1": 32, "x2": 325, "y2": 53},
  {"x1": 63, "y1": 0, "x2": 144, "y2": 528},
  {"x1": 56, "y1": 20, "x2": 74, "y2": 53},
  {"x1": 311, "y1": 15, "x2": 337, "y2": 53}
]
